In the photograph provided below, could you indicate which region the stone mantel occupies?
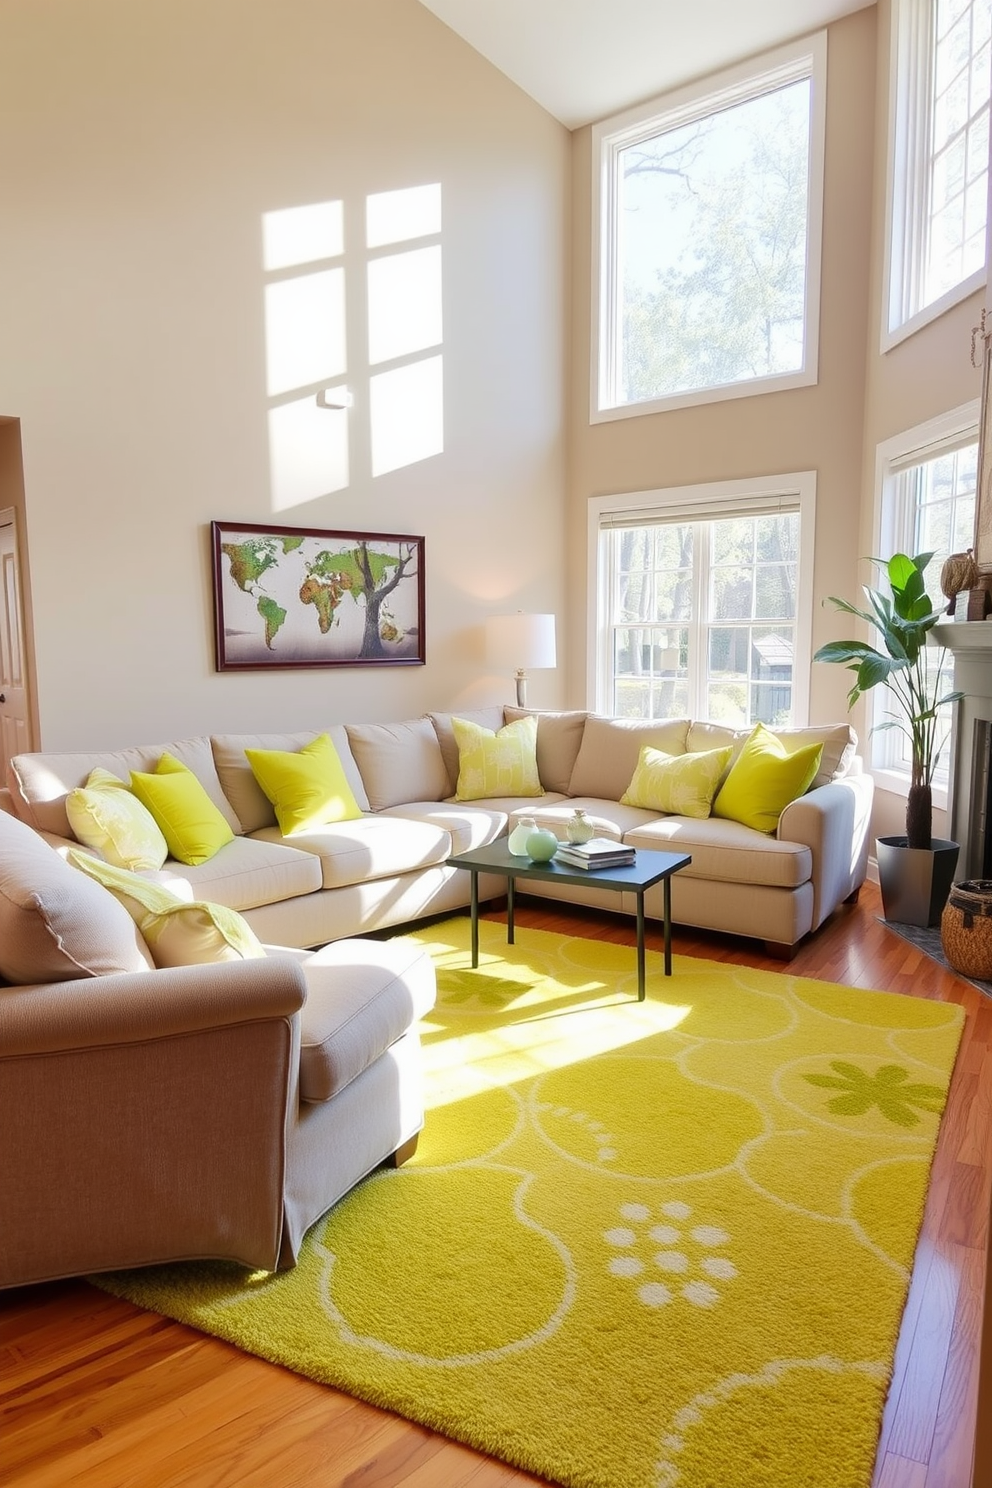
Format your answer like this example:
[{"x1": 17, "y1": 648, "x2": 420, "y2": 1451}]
[{"x1": 932, "y1": 620, "x2": 992, "y2": 878}]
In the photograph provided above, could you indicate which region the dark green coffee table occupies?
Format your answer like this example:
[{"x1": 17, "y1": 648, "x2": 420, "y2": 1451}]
[{"x1": 445, "y1": 839, "x2": 692, "y2": 1001}]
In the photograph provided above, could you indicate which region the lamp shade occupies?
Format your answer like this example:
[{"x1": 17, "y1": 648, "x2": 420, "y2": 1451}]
[{"x1": 485, "y1": 613, "x2": 557, "y2": 670}]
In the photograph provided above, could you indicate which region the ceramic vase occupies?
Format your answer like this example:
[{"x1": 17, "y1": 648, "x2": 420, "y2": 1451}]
[
  {"x1": 566, "y1": 808, "x2": 595, "y2": 844},
  {"x1": 508, "y1": 816, "x2": 537, "y2": 855},
  {"x1": 526, "y1": 827, "x2": 559, "y2": 862}
]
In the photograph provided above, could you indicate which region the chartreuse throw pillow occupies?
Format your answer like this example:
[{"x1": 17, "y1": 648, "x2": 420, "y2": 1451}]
[
  {"x1": 244, "y1": 732, "x2": 363, "y2": 836},
  {"x1": 452, "y1": 713, "x2": 542, "y2": 801},
  {"x1": 620, "y1": 745, "x2": 733, "y2": 819},
  {"x1": 66, "y1": 850, "x2": 265, "y2": 966},
  {"x1": 65, "y1": 766, "x2": 169, "y2": 871},
  {"x1": 712, "y1": 722, "x2": 823, "y2": 833},
  {"x1": 129, "y1": 752, "x2": 235, "y2": 866}
]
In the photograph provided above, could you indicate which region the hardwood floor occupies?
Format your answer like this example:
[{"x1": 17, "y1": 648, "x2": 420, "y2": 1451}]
[{"x1": 1, "y1": 883, "x2": 989, "y2": 1488}]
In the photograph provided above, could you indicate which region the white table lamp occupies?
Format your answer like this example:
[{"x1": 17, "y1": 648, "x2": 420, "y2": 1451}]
[{"x1": 486, "y1": 612, "x2": 557, "y2": 707}]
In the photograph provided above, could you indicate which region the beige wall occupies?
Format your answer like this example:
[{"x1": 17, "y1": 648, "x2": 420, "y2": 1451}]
[
  {"x1": 568, "y1": 10, "x2": 878, "y2": 724},
  {"x1": 0, "y1": 0, "x2": 569, "y2": 749}
]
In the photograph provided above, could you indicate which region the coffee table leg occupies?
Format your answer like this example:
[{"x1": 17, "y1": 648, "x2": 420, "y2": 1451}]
[
  {"x1": 664, "y1": 876, "x2": 672, "y2": 976},
  {"x1": 636, "y1": 892, "x2": 646, "y2": 1001},
  {"x1": 507, "y1": 876, "x2": 515, "y2": 945},
  {"x1": 470, "y1": 871, "x2": 479, "y2": 967}
]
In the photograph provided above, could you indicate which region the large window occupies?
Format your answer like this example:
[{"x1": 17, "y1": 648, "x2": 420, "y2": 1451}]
[
  {"x1": 874, "y1": 404, "x2": 979, "y2": 793},
  {"x1": 592, "y1": 35, "x2": 826, "y2": 420},
  {"x1": 591, "y1": 476, "x2": 816, "y2": 725},
  {"x1": 885, "y1": 0, "x2": 992, "y2": 346}
]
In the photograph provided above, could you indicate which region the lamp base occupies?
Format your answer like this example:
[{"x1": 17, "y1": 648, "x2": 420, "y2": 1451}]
[{"x1": 514, "y1": 670, "x2": 528, "y2": 708}]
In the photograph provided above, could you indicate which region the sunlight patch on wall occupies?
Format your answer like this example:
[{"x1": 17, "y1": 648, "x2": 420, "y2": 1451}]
[
  {"x1": 263, "y1": 200, "x2": 344, "y2": 270},
  {"x1": 366, "y1": 182, "x2": 441, "y2": 248},
  {"x1": 371, "y1": 355, "x2": 443, "y2": 477},
  {"x1": 368, "y1": 247, "x2": 442, "y2": 365},
  {"x1": 265, "y1": 269, "x2": 346, "y2": 396},
  {"x1": 268, "y1": 391, "x2": 349, "y2": 511}
]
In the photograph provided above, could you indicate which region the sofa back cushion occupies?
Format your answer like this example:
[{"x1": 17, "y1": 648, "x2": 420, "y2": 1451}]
[
  {"x1": 9, "y1": 737, "x2": 242, "y2": 842},
  {"x1": 211, "y1": 727, "x2": 369, "y2": 833},
  {"x1": 568, "y1": 717, "x2": 691, "y2": 800},
  {"x1": 685, "y1": 721, "x2": 856, "y2": 790},
  {"x1": 502, "y1": 708, "x2": 590, "y2": 794},
  {"x1": 429, "y1": 708, "x2": 506, "y2": 794},
  {"x1": 346, "y1": 717, "x2": 450, "y2": 810},
  {"x1": 0, "y1": 811, "x2": 153, "y2": 983}
]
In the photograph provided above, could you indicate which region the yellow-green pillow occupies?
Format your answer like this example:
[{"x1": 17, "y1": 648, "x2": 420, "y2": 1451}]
[
  {"x1": 65, "y1": 766, "x2": 169, "y2": 870},
  {"x1": 244, "y1": 733, "x2": 363, "y2": 836},
  {"x1": 452, "y1": 714, "x2": 541, "y2": 801},
  {"x1": 620, "y1": 745, "x2": 732, "y2": 818},
  {"x1": 129, "y1": 752, "x2": 235, "y2": 866},
  {"x1": 67, "y1": 850, "x2": 265, "y2": 966},
  {"x1": 712, "y1": 723, "x2": 823, "y2": 833}
]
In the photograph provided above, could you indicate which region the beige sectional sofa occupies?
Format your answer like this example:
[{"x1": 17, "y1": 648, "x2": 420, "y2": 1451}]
[{"x1": 6, "y1": 706, "x2": 873, "y2": 957}]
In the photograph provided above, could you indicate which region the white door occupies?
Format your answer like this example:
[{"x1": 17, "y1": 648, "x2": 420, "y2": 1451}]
[{"x1": 0, "y1": 516, "x2": 31, "y2": 773}]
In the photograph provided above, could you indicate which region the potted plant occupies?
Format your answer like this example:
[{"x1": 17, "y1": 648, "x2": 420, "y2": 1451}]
[{"x1": 814, "y1": 551, "x2": 962, "y2": 927}]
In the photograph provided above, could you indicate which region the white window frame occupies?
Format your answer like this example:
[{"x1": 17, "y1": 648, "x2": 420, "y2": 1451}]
[
  {"x1": 587, "y1": 473, "x2": 817, "y2": 720},
  {"x1": 871, "y1": 399, "x2": 980, "y2": 806},
  {"x1": 882, "y1": 0, "x2": 991, "y2": 351},
  {"x1": 590, "y1": 33, "x2": 827, "y2": 424}
]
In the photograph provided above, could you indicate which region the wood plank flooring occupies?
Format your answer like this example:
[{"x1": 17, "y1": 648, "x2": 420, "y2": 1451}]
[{"x1": 1, "y1": 883, "x2": 989, "y2": 1488}]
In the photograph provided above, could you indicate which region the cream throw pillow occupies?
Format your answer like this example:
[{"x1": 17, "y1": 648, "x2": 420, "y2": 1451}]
[
  {"x1": 620, "y1": 746, "x2": 733, "y2": 818},
  {"x1": 65, "y1": 766, "x2": 169, "y2": 871},
  {"x1": 452, "y1": 714, "x2": 542, "y2": 801},
  {"x1": 67, "y1": 850, "x2": 265, "y2": 967}
]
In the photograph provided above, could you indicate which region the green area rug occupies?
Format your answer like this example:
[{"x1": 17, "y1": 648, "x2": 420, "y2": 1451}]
[{"x1": 93, "y1": 920, "x2": 965, "y2": 1488}]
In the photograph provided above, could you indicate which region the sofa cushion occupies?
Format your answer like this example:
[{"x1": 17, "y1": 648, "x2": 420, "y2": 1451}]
[
  {"x1": 620, "y1": 745, "x2": 732, "y2": 818},
  {"x1": 245, "y1": 733, "x2": 363, "y2": 835},
  {"x1": 429, "y1": 708, "x2": 506, "y2": 793},
  {"x1": 297, "y1": 937, "x2": 437, "y2": 1103},
  {"x1": 567, "y1": 717, "x2": 691, "y2": 800},
  {"x1": 623, "y1": 813, "x2": 813, "y2": 890},
  {"x1": 685, "y1": 721, "x2": 856, "y2": 789},
  {"x1": 67, "y1": 851, "x2": 266, "y2": 966},
  {"x1": 452, "y1": 714, "x2": 542, "y2": 801},
  {"x1": 345, "y1": 718, "x2": 450, "y2": 810},
  {"x1": 503, "y1": 708, "x2": 590, "y2": 794},
  {"x1": 378, "y1": 800, "x2": 508, "y2": 855},
  {"x1": 8, "y1": 737, "x2": 242, "y2": 840},
  {"x1": 65, "y1": 767, "x2": 169, "y2": 871},
  {"x1": 169, "y1": 834, "x2": 323, "y2": 912},
  {"x1": 712, "y1": 724, "x2": 823, "y2": 833},
  {"x1": 130, "y1": 753, "x2": 236, "y2": 865},
  {"x1": 0, "y1": 811, "x2": 153, "y2": 983},
  {"x1": 250, "y1": 813, "x2": 452, "y2": 890},
  {"x1": 211, "y1": 727, "x2": 369, "y2": 833}
]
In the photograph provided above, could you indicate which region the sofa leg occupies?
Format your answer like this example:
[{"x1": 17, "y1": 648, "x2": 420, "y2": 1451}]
[
  {"x1": 844, "y1": 886, "x2": 861, "y2": 905},
  {"x1": 764, "y1": 940, "x2": 796, "y2": 961},
  {"x1": 385, "y1": 1133, "x2": 419, "y2": 1168}
]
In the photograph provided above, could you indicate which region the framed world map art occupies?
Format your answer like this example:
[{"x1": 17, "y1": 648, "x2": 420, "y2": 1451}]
[{"x1": 211, "y1": 521, "x2": 425, "y2": 670}]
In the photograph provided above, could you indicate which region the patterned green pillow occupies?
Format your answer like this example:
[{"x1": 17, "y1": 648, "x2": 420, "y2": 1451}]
[
  {"x1": 65, "y1": 766, "x2": 169, "y2": 871},
  {"x1": 620, "y1": 745, "x2": 733, "y2": 819},
  {"x1": 67, "y1": 850, "x2": 265, "y2": 967},
  {"x1": 452, "y1": 714, "x2": 542, "y2": 801}
]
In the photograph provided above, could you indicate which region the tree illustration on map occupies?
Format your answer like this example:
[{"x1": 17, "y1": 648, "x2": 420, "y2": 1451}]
[{"x1": 213, "y1": 525, "x2": 422, "y2": 668}]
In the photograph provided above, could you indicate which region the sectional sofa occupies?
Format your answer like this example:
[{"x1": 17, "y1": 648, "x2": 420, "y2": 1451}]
[{"x1": 5, "y1": 706, "x2": 873, "y2": 958}]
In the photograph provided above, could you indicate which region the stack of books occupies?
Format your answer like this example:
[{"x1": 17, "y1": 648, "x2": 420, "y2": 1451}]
[{"x1": 554, "y1": 837, "x2": 636, "y2": 870}]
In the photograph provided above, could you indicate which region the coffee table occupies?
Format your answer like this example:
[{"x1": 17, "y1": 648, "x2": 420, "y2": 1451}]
[{"x1": 445, "y1": 839, "x2": 692, "y2": 1001}]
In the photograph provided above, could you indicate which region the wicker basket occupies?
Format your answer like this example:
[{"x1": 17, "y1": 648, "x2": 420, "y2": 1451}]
[{"x1": 940, "y1": 880, "x2": 992, "y2": 980}]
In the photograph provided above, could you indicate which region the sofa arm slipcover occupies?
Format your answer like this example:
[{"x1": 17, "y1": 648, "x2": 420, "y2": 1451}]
[
  {"x1": 0, "y1": 957, "x2": 308, "y2": 1288},
  {"x1": 777, "y1": 770, "x2": 875, "y2": 932}
]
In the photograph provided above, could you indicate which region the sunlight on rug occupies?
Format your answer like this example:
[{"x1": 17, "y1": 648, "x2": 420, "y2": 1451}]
[{"x1": 92, "y1": 921, "x2": 965, "y2": 1488}]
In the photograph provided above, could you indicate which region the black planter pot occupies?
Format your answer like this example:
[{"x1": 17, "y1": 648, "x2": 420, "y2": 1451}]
[{"x1": 876, "y1": 836, "x2": 960, "y2": 928}]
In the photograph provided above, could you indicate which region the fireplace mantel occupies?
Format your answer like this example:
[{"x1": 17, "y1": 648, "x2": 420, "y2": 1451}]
[{"x1": 933, "y1": 620, "x2": 992, "y2": 877}]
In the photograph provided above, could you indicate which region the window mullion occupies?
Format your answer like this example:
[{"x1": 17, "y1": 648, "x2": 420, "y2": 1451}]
[{"x1": 690, "y1": 524, "x2": 710, "y2": 718}]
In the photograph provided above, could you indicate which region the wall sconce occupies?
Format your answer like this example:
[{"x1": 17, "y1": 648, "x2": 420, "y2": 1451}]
[
  {"x1": 485, "y1": 612, "x2": 557, "y2": 707},
  {"x1": 316, "y1": 388, "x2": 353, "y2": 410}
]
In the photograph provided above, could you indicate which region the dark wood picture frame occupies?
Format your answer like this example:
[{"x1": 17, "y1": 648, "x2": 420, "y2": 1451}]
[{"x1": 211, "y1": 521, "x2": 425, "y2": 671}]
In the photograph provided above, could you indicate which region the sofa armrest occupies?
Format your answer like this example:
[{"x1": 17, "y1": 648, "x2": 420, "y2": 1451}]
[
  {"x1": 0, "y1": 958, "x2": 308, "y2": 1288},
  {"x1": 777, "y1": 769, "x2": 875, "y2": 932}
]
